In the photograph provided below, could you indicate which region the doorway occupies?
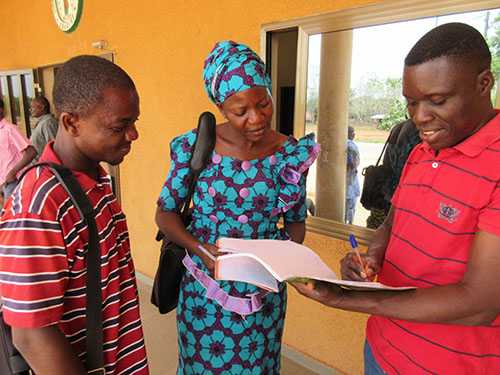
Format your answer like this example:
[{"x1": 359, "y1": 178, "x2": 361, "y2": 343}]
[
  {"x1": 0, "y1": 70, "x2": 36, "y2": 138},
  {"x1": 267, "y1": 29, "x2": 298, "y2": 136}
]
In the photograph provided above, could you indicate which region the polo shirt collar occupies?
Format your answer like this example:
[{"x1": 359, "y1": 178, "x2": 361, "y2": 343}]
[
  {"x1": 39, "y1": 141, "x2": 108, "y2": 191},
  {"x1": 419, "y1": 110, "x2": 500, "y2": 157}
]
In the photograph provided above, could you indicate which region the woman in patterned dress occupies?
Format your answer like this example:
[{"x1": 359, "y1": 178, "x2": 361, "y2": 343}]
[{"x1": 156, "y1": 40, "x2": 319, "y2": 374}]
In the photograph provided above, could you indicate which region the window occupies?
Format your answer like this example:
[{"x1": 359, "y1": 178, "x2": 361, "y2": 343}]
[
  {"x1": 0, "y1": 70, "x2": 36, "y2": 137},
  {"x1": 263, "y1": 0, "x2": 500, "y2": 244}
]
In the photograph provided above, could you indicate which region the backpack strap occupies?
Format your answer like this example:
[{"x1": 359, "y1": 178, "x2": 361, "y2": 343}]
[
  {"x1": 19, "y1": 163, "x2": 104, "y2": 374},
  {"x1": 375, "y1": 137, "x2": 391, "y2": 167}
]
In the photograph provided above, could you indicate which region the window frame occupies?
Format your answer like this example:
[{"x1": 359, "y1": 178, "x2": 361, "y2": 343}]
[{"x1": 261, "y1": 0, "x2": 500, "y2": 245}]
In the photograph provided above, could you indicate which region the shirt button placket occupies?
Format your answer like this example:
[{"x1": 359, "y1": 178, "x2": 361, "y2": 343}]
[{"x1": 426, "y1": 159, "x2": 441, "y2": 188}]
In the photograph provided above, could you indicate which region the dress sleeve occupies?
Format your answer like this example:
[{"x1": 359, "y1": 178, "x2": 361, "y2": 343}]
[
  {"x1": 283, "y1": 175, "x2": 308, "y2": 223},
  {"x1": 273, "y1": 133, "x2": 320, "y2": 222},
  {"x1": 157, "y1": 130, "x2": 197, "y2": 212}
]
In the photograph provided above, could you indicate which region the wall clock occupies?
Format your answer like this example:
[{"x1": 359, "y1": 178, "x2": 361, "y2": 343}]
[{"x1": 51, "y1": 0, "x2": 83, "y2": 33}]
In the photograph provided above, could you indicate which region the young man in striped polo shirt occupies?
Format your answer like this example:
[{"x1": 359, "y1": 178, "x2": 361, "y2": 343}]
[
  {"x1": 0, "y1": 56, "x2": 149, "y2": 374},
  {"x1": 295, "y1": 23, "x2": 500, "y2": 374}
]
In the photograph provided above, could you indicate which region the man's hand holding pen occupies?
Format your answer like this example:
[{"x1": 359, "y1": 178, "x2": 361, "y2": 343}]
[
  {"x1": 340, "y1": 252, "x2": 380, "y2": 282},
  {"x1": 342, "y1": 234, "x2": 380, "y2": 282}
]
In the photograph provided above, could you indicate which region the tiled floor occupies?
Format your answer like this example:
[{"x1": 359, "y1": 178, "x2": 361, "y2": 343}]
[{"x1": 137, "y1": 281, "x2": 317, "y2": 375}]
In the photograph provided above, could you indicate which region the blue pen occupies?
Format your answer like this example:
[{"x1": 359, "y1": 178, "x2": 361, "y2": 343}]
[{"x1": 348, "y1": 234, "x2": 367, "y2": 279}]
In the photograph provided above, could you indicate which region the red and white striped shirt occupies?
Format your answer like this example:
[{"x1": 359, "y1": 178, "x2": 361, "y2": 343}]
[
  {"x1": 367, "y1": 113, "x2": 500, "y2": 374},
  {"x1": 0, "y1": 143, "x2": 149, "y2": 375}
]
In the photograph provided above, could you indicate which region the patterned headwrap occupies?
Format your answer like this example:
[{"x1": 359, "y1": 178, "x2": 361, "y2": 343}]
[{"x1": 203, "y1": 40, "x2": 272, "y2": 104}]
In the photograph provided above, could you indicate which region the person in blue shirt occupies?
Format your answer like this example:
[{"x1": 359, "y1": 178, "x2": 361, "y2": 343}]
[{"x1": 346, "y1": 125, "x2": 360, "y2": 224}]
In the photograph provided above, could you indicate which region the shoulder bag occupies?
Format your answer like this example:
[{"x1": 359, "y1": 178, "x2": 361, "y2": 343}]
[
  {"x1": 360, "y1": 138, "x2": 392, "y2": 211},
  {"x1": 151, "y1": 111, "x2": 216, "y2": 314}
]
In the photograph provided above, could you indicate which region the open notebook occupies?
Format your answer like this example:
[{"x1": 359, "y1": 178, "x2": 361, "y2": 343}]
[{"x1": 214, "y1": 238, "x2": 415, "y2": 292}]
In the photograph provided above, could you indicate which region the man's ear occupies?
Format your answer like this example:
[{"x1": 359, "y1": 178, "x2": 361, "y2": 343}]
[
  {"x1": 59, "y1": 112, "x2": 80, "y2": 136},
  {"x1": 477, "y1": 69, "x2": 494, "y2": 97}
]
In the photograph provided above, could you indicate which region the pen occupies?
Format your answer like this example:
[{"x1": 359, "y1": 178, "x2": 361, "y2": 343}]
[
  {"x1": 198, "y1": 244, "x2": 216, "y2": 261},
  {"x1": 348, "y1": 234, "x2": 367, "y2": 279}
]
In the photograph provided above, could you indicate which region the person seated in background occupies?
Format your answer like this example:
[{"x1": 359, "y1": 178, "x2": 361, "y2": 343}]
[
  {"x1": 294, "y1": 22, "x2": 500, "y2": 374},
  {"x1": 346, "y1": 125, "x2": 360, "y2": 224},
  {"x1": 29, "y1": 95, "x2": 58, "y2": 160},
  {"x1": 0, "y1": 98, "x2": 36, "y2": 208}
]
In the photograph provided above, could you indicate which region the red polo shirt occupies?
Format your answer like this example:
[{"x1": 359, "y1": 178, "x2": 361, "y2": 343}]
[
  {"x1": 0, "y1": 143, "x2": 149, "y2": 374},
  {"x1": 366, "y1": 112, "x2": 500, "y2": 374}
]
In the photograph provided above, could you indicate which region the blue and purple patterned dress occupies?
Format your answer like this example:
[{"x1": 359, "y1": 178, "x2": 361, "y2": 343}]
[{"x1": 158, "y1": 129, "x2": 319, "y2": 374}]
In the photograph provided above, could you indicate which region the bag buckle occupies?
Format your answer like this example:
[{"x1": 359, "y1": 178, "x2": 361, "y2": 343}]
[{"x1": 87, "y1": 367, "x2": 106, "y2": 375}]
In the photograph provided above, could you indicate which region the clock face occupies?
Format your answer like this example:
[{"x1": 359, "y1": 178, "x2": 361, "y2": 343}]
[{"x1": 51, "y1": 0, "x2": 83, "y2": 33}]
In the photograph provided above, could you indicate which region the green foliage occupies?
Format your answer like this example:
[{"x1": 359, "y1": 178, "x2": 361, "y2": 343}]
[
  {"x1": 379, "y1": 97, "x2": 407, "y2": 131},
  {"x1": 488, "y1": 15, "x2": 500, "y2": 104},
  {"x1": 306, "y1": 91, "x2": 318, "y2": 123},
  {"x1": 348, "y1": 75, "x2": 404, "y2": 130}
]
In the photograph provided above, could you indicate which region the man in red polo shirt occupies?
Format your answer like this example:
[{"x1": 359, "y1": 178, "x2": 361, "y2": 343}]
[
  {"x1": 0, "y1": 56, "x2": 149, "y2": 374},
  {"x1": 295, "y1": 23, "x2": 500, "y2": 374}
]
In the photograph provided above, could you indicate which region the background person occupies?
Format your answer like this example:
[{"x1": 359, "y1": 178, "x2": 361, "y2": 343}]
[
  {"x1": 346, "y1": 125, "x2": 360, "y2": 224},
  {"x1": 366, "y1": 119, "x2": 420, "y2": 229},
  {"x1": 0, "y1": 98, "x2": 36, "y2": 208},
  {"x1": 294, "y1": 23, "x2": 500, "y2": 374},
  {"x1": 155, "y1": 40, "x2": 319, "y2": 373},
  {"x1": 29, "y1": 95, "x2": 58, "y2": 160}
]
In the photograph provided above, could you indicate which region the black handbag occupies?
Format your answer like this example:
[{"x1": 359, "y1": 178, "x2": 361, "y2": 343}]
[
  {"x1": 151, "y1": 112, "x2": 216, "y2": 314},
  {"x1": 0, "y1": 163, "x2": 105, "y2": 374},
  {"x1": 360, "y1": 138, "x2": 392, "y2": 211}
]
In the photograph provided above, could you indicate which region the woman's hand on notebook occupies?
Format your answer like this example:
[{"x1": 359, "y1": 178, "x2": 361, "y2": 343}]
[{"x1": 196, "y1": 243, "x2": 219, "y2": 275}]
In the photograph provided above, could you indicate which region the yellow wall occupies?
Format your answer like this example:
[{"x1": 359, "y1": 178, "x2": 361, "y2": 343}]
[
  {"x1": 0, "y1": 1, "x2": 378, "y2": 372},
  {"x1": 286, "y1": 232, "x2": 368, "y2": 374}
]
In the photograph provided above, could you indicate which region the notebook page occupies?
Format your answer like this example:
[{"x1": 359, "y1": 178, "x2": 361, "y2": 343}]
[{"x1": 217, "y1": 238, "x2": 338, "y2": 282}]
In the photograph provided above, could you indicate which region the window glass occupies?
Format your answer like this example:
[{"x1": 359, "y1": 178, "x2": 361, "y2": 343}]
[{"x1": 304, "y1": 8, "x2": 500, "y2": 229}]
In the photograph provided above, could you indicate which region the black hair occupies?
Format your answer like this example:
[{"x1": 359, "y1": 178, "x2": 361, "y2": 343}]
[
  {"x1": 405, "y1": 22, "x2": 491, "y2": 71},
  {"x1": 53, "y1": 55, "x2": 136, "y2": 117},
  {"x1": 0, "y1": 98, "x2": 4, "y2": 109},
  {"x1": 33, "y1": 95, "x2": 51, "y2": 114},
  {"x1": 347, "y1": 126, "x2": 355, "y2": 140}
]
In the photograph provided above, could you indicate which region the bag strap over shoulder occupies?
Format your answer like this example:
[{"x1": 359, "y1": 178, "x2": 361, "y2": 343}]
[
  {"x1": 375, "y1": 120, "x2": 407, "y2": 167},
  {"x1": 180, "y1": 111, "x2": 216, "y2": 222},
  {"x1": 19, "y1": 162, "x2": 104, "y2": 374},
  {"x1": 156, "y1": 111, "x2": 216, "y2": 240},
  {"x1": 375, "y1": 136, "x2": 391, "y2": 167}
]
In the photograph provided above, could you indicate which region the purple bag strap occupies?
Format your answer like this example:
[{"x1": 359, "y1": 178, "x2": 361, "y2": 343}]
[{"x1": 182, "y1": 254, "x2": 268, "y2": 316}]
